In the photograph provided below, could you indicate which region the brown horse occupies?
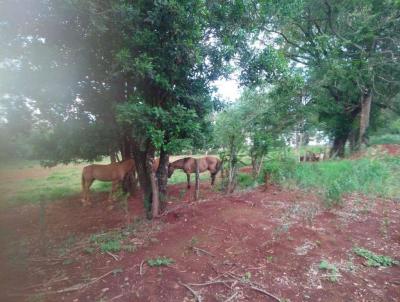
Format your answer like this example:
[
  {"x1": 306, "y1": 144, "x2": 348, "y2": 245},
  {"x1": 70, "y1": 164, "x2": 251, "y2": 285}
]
[
  {"x1": 152, "y1": 157, "x2": 160, "y2": 172},
  {"x1": 168, "y1": 156, "x2": 222, "y2": 188},
  {"x1": 81, "y1": 159, "x2": 135, "y2": 206}
]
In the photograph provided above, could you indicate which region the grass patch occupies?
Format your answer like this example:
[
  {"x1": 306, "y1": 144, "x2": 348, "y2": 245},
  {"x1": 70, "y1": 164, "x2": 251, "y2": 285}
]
[
  {"x1": 88, "y1": 221, "x2": 140, "y2": 254},
  {"x1": 90, "y1": 231, "x2": 124, "y2": 253},
  {"x1": 369, "y1": 134, "x2": 400, "y2": 145},
  {"x1": 319, "y1": 260, "x2": 340, "y2": 282},
  {"x1": 147, "y1": 256, "x2": 174, "y2": 267},
  {"x1": 353, "y1": 247, "x2": 399, "y2": 267},
  {"x1": 168, "y1": 169, "x2": 211, "y2": 185},
  {"x1": 0, "y1": 159, "x2": 115, "y2": 207},
  {"x1": 261, "y1": 154, "x2": 400, "y2": 206},
  {"x1": 0, "y1": 156, "x2": 223, "y2": 207},
  {"x1": 237, "y1": 173, "x2": 256, "y2": 189},
  {"x1": 14, "y1": 186, "x2": 78, "y2": 205}
]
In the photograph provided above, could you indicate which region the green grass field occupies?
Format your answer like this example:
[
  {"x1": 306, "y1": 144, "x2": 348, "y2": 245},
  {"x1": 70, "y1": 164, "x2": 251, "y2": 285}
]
[
  {"x1": 1, "y1": 149, "x2": 399, "y2": 208},
  {"x1": 0, "y1": 159, "x2": 214, "y2": 208}
]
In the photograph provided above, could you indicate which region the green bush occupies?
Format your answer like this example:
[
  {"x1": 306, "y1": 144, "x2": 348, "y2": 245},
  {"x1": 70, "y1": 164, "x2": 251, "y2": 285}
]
[
  {"x1": 353, "y1": 247, "x2": 398, "y2": 267},
  {"x1": 237, "y1": 173, "x2": 256, "y2": 189}
]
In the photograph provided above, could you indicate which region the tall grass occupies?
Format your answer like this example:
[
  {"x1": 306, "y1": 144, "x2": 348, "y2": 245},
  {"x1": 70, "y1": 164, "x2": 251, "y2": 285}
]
[
  {"x1": 260, "y1": 155, "x2": 400, "y2": 206},
  {"x1": 369, "y1": 134, "x2": 400, "y2": 145}
]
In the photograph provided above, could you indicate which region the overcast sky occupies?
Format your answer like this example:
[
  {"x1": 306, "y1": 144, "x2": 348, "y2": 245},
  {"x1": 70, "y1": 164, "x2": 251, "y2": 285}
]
[{"x1": 214, "y1": 77, "x2": 242, "y2": 102}]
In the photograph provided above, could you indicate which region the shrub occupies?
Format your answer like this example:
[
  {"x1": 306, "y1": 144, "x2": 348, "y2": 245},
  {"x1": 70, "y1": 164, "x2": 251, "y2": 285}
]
[
  {"x1": 353, "y1": 247, "x2": 399, "y2": 267},
  {"x1": 147, "y1": 256, "x2": 174, "y2": 267}
]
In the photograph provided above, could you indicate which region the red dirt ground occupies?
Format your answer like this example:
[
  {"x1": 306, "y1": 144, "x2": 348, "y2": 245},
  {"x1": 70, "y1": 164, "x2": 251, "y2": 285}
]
[
  {"x1": 1, "y1": 179, "x2": 399, "y2": 302},
  {"x1": 350, "y1": 144, "x2": 400, "y2": 159}
]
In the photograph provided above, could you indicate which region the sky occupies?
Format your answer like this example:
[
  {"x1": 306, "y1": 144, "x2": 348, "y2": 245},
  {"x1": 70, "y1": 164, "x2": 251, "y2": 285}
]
[{"x1": 213, "y1": 77, "x2": 242, "y2": 103}]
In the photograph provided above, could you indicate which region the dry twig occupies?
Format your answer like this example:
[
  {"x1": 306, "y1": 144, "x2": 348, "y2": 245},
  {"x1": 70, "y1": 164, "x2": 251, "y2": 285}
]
[
  {"x1": 106, "y1": 251, "x2": 120, "y2": 261},
  {"x1": 224, "y1": 291, "x2": 239, "y2": 302},
  {"x1": 179, "y1": 282, "x2": 202, "y2": 302},
  {"x1": 227, "y1": 273, "x2": 281, "y2": 302},
  {"x1": 38, "y1": 269, "x2": 117, "y2": 294},
  {"x1": 139, "y1": 260, "x2": 145, "y2": 276},
  {"x1": 192, "y1": 246, "x2": 215, "y2": 257}
]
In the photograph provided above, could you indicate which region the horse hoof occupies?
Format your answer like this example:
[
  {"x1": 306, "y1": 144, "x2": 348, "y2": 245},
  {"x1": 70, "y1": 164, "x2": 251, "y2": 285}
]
[{"x1": 81, "y1": 200, "x2": 91, "y2": 207}]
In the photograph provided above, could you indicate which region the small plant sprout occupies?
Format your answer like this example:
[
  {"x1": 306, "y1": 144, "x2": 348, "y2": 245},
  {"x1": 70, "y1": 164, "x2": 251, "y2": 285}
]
[
  {"x1": 242, "y1": 272, "x2": 252, "y2": 282},
  {"x1": 189, "y1": 236, "x2": 199, "y2": 247},
  {"x1": 319, "y1": 260, "x2": 340, "y2": 282},
  {"x1": 147, "y1": 256, "x2": 174, "y2": 267}
]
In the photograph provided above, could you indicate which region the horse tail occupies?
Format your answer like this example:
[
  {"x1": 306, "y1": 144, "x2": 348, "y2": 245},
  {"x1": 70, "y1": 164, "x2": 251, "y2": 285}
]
[
  {"x1": 210, "y1": 158, "x2": 222, "y2": 186},
  {"x1": 81, "y1": 170, "x2": 85, "y2": 189},
  {"x1": 215, "y1": 158, "x2": 223, "y2": 174}
]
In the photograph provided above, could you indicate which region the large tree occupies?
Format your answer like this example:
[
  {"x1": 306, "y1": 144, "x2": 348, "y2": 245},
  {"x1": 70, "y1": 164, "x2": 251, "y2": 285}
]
[
  {"x1": 0, "y1": 0, "x2": 255, "y2": 217},
  {"x1": 253, "y1": 0, "x2": 400, "y2": 156}
]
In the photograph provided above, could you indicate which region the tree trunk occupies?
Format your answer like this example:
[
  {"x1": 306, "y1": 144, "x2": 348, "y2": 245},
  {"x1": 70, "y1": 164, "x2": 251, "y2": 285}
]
[
  {"x1": 330, "y1": 134, "x2": 348, "y2": 158},
  {"x1": 251, "y1": 154, "x2": 264, "y2": 180},
  {"x1": 297, "y1": 131, "x2": 303, "y2": 162},
  {"x1": 250, "y1": 151, "x2": 257, "y2": 179},
  {"x1": 195, "y1": 159, "x2": 200, "y2": 200},
  {"x1": 110, "y1": 151, "x2": 117, "y2": 163},
  {"x1": 132, "y1": 148, "x2": 155, "y2": 219},
  {"x1": 156, "y1": 149, "x2": 169, "y2": 211},
  {"x1": 121, "y1": 137, "x2": 137, "y2": 194},
  {"x1": 150, "y1": 170, "x2": 160, "y2": 218},
  {"x1": 359, "y1": 89, "x2": 372, "y2": 147},
  {"x1": 348, "y1": 129, "x2": 357, "y2": 153},
  {"x1": 227, "y1": 144, "x2": 238, "y2": 193}
]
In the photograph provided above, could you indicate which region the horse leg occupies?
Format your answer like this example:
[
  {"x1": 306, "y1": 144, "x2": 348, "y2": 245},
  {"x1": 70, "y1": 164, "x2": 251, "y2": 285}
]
[
  {"x1": 82, "y1": 178, "x2": 94, "y2": 206},
  {"x1": 211, "y1": 172, "x2": 216, "y2": 186},
  {"x1": 108, "y1": 180, "x2": 118, "y2": 204},
  {"x1": 186, "y1": 173, "x2": 191, "y2": 189},
  {"x1": 81, "y1": 177, "x2": 87, "y2": 206}
]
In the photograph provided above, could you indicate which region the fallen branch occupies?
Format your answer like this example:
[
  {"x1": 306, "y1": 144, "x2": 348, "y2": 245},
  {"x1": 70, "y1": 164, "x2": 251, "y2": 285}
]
[
  {"x1": 224, "y1": 291, "x2": 239, "y2": 302},
  {"x1": 15, "y1": 276, "x2": 69, "y2": 291},
  {"x1": 38, "y1": 269, "x2": 117, "y2": 294},
  {"x1": 249, "y1": 285, "x2": 281, "y2": 302},
  {"x1": 29, "y1": 257, "x2": 69, "y2": 262},
  {"x1": 228, "y1": 273, "x2": 281, "y2": 302},
  {"x1": 179, "y1": 282, "x2": 202, "y2": 302},
  {"x1": 109, "y1": 293, "x2": 124, "y2": 301},
  {"x1": 106, "y1": 251, "x2": 120, "y2": 261},
  {"x1": 192, "y1": 246, "x2": 215, "y2": 257},
  {"x1": 188, "y1": 279, "x2": 235, "y2": 286},
  {"x1": 210, "y1": 226, "x2": 227, "y2": 232},
  {"x1": 139, "y1": 260, "x2": 145, "y2": 276},
  {"x1": 160, "y1": 204, "x2": 190, "y2": 216}
]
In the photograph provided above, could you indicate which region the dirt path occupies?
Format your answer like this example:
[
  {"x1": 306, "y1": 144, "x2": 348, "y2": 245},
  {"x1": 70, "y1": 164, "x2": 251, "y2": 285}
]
[{"x1": 0, "y1": 181, "x2": 399, "y2": 302}]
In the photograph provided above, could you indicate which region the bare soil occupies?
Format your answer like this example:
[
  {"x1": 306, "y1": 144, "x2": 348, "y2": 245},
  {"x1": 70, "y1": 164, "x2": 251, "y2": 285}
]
[
  {"x1": 350, "y1": 144, "x2": 400, "y2": 159},
  {"x1": 0, "y1": 176, "x2": 399, "y2": 302}
]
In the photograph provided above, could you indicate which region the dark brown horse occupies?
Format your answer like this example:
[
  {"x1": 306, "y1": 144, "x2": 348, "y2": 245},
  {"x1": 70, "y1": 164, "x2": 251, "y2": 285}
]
[
  {"x1": 168, "y1": 156, "x2": 222, "y2": 188},
  {"x1": 81, "y1": 159, "x2": 135, "y2": 206}
]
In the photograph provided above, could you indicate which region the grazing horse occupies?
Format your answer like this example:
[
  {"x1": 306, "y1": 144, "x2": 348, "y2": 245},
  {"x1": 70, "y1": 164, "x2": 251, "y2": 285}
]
[
  {"x1": 168, "y1": 156, "x2": 222, "y2": 188},
  {"x1": 81, "y1": 159, "x2": 135, "y2": 206}
]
